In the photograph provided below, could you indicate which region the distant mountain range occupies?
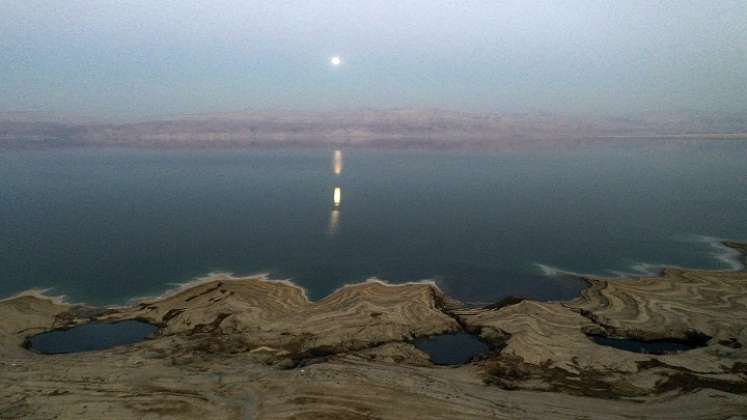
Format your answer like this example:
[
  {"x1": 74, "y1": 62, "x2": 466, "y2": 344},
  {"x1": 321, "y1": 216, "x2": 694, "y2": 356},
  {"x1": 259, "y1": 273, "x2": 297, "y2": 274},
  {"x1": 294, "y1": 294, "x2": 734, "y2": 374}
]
[{"x1": 2, "y1": 109, "x2": 746, "y2": 149}]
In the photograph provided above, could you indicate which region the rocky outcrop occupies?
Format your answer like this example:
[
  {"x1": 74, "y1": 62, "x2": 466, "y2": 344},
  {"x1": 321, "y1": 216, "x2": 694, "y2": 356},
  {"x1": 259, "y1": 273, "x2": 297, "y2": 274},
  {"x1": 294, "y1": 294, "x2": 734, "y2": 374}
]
[
  {"x1": 570, "y1": 269, "x2": 747, "y2": 344},
  {"x1": 107, "y1": 276, "x2": 461, "y2": 364},
  {"x1": 458, "y1": 268, "x2": 747, "y2": 398},
  {"x1": 0, "y1": 293, "x2": 71, "y2": 358}
]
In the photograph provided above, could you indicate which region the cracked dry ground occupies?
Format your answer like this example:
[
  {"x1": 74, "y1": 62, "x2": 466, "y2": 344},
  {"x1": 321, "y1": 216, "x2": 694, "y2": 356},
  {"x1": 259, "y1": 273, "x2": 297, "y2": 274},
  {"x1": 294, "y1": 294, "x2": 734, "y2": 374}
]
[{"x1": 1, "y1": 254, "x2": 747, "y2": 419}]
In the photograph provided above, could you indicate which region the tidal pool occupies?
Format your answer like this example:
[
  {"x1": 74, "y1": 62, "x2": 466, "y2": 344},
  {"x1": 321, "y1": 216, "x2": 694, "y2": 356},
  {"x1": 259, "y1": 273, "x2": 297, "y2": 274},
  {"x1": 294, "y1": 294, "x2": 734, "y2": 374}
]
[
  {"x1": 26, "y1": 320, "x2": 158, "y2": 354},
  {"x1": 413, "y1": 332, "x2": 490, "y2": 365},
  {"x1": 588, "y1": 334, "x2": 706, "y2": 355}
]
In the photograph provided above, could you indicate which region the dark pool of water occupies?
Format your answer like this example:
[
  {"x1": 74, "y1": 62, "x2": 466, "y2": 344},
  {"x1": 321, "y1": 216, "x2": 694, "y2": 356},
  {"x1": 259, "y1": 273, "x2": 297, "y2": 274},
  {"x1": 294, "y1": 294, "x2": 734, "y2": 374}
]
[
  {"x1": 589, "y1": 334, "x2": 704, "y2": 355},
  {"x1": 26, "y1": 320, "x2": 158, "y2": 354},
  {"x1": 413, "y1": 332, "x2": 490, "y2": 365}
]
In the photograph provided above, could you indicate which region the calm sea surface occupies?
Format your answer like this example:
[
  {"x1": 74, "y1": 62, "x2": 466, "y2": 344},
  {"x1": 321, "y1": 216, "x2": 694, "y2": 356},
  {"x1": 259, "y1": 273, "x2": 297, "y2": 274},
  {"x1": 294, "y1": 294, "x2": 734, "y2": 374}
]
[{"x1": 1, "y1": 140, "x2": 746, "y2": 305}]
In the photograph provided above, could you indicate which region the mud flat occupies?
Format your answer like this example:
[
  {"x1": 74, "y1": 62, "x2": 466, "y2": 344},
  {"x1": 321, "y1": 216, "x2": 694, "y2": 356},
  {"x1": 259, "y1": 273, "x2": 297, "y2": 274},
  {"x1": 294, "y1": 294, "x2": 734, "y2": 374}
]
[{"x1": 1, "y1": 245, "x2": 747, "y2": 419}]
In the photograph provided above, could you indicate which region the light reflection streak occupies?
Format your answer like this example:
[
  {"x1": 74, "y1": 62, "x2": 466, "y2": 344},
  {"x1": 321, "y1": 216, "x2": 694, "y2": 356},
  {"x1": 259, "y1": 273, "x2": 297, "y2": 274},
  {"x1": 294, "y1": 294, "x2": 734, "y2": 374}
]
[
  {"x1": 333, "y1": 186, "x2": 341, "y2": 207},
  {"x1": 328, "y1": 208, "x2": 340, "y2": 236},
  {"x1": 333, "y1": 150, "x2": 343, "y2": 175},
  {"x1": 328, "y1": 187, "x2": 342, "y2": 236},
  {"x1": 328, "y1": 150, "x2": 343, "y2": 236}
]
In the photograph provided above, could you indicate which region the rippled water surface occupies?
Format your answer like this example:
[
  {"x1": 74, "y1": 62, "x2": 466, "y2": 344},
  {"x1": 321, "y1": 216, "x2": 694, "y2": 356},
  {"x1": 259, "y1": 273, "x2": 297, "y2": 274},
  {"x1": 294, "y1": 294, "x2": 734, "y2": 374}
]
[{"x1": 1, "y1": 140, "x2": 746, "y2": 304}]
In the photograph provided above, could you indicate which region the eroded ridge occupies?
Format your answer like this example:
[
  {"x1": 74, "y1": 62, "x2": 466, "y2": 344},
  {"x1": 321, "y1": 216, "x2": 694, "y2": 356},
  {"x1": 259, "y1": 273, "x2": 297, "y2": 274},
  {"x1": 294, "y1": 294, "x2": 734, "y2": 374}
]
[
  {"x1": 570, "y1": 269, "x2": 747, "y2": 344},
  {"x1": 4, "y1": 276, "x2": 461, "y2": 365},
  {"x1": 457, "y1": 263, "x2": 747, "y2": 399}
]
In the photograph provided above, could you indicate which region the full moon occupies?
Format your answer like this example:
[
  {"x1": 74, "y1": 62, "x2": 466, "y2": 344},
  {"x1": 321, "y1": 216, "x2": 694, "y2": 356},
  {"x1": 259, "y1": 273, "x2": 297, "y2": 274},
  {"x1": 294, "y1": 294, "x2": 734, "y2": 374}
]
[{"x1": 330, "y1": 56, "x2": 342, "y2": 66}]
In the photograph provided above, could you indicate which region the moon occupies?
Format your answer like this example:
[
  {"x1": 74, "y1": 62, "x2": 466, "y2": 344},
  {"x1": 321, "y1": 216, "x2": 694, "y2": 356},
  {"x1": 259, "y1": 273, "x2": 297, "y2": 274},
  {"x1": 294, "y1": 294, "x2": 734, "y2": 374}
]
[{"x1": 330, "y1": 56, "x2": 342, "y2": 66}]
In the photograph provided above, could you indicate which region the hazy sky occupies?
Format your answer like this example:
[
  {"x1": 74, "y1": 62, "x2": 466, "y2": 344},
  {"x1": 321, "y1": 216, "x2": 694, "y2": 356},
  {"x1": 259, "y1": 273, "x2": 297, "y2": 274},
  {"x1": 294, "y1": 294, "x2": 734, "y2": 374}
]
[{"x1": 2, "y1": 0, "x2": 746, "y2": 119}]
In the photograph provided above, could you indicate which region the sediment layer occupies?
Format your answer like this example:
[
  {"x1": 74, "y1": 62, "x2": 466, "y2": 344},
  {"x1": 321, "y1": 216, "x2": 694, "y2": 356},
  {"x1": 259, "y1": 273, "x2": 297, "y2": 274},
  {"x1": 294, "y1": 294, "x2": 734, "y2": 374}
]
[{"x1": 1, "y1": 245, "x2": 747, "y2": 419}]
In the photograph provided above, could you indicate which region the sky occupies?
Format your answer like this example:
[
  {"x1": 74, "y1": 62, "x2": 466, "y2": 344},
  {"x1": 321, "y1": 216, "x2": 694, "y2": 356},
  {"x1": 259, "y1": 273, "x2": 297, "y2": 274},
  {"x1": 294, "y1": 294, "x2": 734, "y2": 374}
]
[{"x1": 1, "y1": 0, "x2": 746, "y2": 120}]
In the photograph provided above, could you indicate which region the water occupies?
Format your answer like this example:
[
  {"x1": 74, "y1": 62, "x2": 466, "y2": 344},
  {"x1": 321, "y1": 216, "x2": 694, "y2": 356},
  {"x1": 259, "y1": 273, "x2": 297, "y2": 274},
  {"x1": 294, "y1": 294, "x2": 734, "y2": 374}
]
[
  {"x1": 26, "y1": 320, "x2": 158, "y2": 354},
  {"x1": 589, "y1": 335, "x2": 704, "y2": 355},
  {"x1": 413, "y1": 333, "x2": 490, "y2": 365},
  {"x1": 1, "y1": 140, "x2": 746, "y2": 305}
]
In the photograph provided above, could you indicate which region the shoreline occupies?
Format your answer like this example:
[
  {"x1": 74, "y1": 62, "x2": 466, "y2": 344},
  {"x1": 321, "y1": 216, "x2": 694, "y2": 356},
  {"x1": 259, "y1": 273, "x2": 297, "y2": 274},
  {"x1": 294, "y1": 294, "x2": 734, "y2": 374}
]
[
  {"x1": 1, "y1": 243, "x2": 746, "y2": 418},
  {"x1": 536, "y1": 235, "x2": 745, "y2": 279},
  {"x1": 2, "y1": 237, "x2": 744, "y2": 310}
]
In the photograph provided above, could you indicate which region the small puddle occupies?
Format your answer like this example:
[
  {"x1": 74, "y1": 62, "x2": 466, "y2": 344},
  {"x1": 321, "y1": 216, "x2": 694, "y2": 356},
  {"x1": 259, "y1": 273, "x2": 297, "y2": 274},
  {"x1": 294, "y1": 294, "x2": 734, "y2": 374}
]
[
  {"x1": 589, "y1": 334, "x2": 704, "y2": 355},
  {"x1": 26, "y1": 320, "x2": 158, "y2": 354},
  {"x1": 413, "y1": 332, "x2": 490, "y2": 365}
]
